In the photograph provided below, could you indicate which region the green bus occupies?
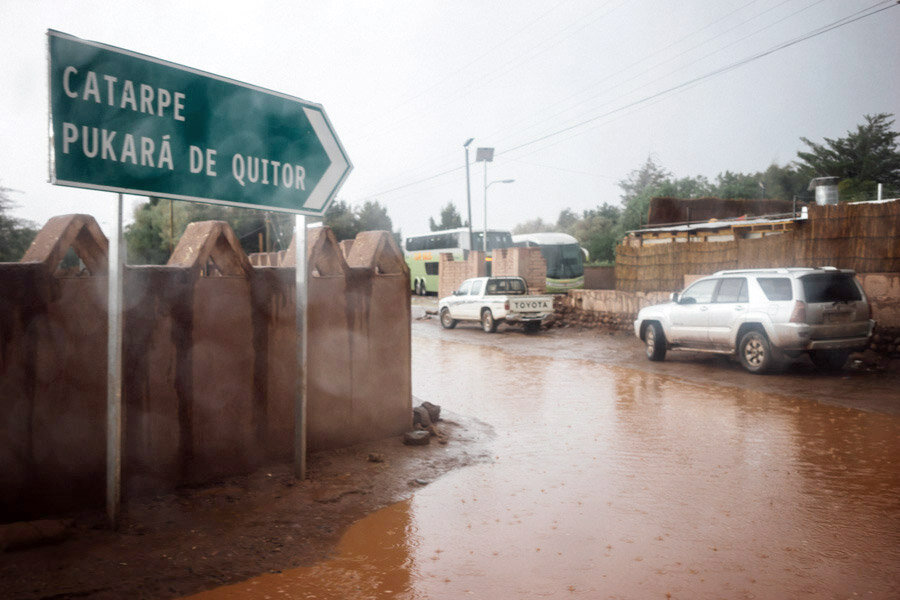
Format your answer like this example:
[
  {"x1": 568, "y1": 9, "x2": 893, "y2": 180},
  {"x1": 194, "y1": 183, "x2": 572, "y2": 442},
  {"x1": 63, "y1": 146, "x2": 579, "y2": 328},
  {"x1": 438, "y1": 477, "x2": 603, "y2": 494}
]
[
  {"x1": 511, "y1": 232, "x2": 585, "y2": 293},
  {"x1": 405, "y1": 228, "x2": 513, "y2": 295}
]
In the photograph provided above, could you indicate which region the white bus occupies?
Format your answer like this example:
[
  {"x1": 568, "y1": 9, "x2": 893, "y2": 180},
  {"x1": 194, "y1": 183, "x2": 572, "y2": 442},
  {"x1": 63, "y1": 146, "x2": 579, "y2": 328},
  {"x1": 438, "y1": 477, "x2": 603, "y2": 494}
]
[
  {"x1": 405, "y1": 228, "x2": 513, "y2": 295},
  {"x1": 511, "y1": 232, "x2": 585, "y2": 292}
]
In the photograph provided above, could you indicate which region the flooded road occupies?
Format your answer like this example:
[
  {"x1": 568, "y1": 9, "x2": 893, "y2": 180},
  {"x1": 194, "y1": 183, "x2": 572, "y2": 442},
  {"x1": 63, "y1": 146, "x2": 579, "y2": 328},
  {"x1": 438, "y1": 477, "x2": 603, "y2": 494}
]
[{"x1": 190, "y1": 331, "x2": 900, "y2": 599}]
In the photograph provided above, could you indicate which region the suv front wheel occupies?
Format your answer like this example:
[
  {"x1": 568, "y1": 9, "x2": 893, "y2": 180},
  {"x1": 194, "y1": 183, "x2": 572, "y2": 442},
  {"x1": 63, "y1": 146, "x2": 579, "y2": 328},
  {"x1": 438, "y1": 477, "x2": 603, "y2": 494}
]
[
  {"x1": 738, "y1": 330, "x2": 773, "y2": 374},
  {"x1": 644, "y1": 322, "x2": 666, "y2": 361}
]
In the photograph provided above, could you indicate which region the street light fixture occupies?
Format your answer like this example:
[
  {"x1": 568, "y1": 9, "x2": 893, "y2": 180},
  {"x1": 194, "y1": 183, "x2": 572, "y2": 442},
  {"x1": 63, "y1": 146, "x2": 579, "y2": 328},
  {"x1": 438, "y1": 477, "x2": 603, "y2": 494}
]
[{"x1": 463, "y1": 138, "x2": 474, "y2": 250}]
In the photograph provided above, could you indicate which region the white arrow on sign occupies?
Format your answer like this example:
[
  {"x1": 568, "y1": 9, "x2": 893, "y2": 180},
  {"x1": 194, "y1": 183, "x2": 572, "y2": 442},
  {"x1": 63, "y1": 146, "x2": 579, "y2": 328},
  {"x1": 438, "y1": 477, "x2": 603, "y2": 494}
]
[{"x1": 303, "y1": 107, "x2": 351, "y2": 212}]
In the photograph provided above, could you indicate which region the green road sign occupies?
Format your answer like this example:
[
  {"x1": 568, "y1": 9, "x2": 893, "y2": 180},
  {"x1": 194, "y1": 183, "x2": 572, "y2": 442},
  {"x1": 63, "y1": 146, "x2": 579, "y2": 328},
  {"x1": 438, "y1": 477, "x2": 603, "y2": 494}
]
[{"x1": 47, "y1": 30, "x2": 352, "y2": 216}]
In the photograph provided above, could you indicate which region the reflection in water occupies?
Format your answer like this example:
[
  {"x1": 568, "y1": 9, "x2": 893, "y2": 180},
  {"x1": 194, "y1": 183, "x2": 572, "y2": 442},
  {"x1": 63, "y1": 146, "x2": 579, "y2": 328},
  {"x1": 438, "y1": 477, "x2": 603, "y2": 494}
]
[{"x1": 190, "y1": 336, "x2": 900, "y2": 599}]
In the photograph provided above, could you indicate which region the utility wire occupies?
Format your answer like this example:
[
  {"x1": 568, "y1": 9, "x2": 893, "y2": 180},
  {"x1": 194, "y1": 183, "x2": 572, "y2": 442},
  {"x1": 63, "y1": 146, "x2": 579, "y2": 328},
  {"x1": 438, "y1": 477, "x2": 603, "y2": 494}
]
[
  {"x1": 363, "y1": 0, "x2": 897, "y2": 199},
  {"x1": 498, "y1": 1, "x2": 897, "y2": 156}
]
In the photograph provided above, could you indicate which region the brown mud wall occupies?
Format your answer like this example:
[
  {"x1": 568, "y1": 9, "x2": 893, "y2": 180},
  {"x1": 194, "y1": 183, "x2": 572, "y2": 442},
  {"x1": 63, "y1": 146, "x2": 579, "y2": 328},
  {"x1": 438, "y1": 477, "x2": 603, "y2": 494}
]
[
  {"x1": 648, "y1": 196, "x2": 795, "y2": 225},
  {"x1": 617, "y1": 200, "x2": 900, "y2": 293},
  {"x1": 438, "y1": 247, "x2": 547, "y2": 298},
  {"x1": 0, "y1": 217, "x2": 411, "y2": 521}
]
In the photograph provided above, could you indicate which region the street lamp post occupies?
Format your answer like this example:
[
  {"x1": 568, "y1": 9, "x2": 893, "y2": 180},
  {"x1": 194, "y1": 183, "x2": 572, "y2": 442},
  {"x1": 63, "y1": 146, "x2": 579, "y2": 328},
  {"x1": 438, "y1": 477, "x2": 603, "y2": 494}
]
[
  {"x1": 475, "y1": 147, "x2": 495, "y2": 254},
  {"x1": 463, "y1": 138, "x2": 474, "y2": 251},
  {"x1": 483, "y1": 178, "x2": 515, "y2": 253}
]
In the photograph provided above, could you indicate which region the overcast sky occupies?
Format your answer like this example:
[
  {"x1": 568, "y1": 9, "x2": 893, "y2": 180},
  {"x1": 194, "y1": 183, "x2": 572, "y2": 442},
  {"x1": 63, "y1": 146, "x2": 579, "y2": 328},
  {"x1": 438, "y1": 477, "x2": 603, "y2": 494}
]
[{"x1": 2, "y1": 0, "x2": 899, "y2": 240}]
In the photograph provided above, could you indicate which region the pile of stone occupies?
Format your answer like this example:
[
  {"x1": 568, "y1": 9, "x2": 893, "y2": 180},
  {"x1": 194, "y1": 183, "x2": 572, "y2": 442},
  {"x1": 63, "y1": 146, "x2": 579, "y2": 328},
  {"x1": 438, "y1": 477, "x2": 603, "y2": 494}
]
[
  {"x1": 868, "y1": 326, "x2": 900, "y2": 357},
  {"x1": 545, "y1": 296, "x2": 631, "y2": 331}
]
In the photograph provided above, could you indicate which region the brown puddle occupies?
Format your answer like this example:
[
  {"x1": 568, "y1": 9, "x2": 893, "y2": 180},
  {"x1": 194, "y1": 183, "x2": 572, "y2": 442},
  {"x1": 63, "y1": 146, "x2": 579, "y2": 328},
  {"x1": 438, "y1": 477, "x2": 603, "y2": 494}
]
[{"x1": 188, "y1": 336, "x2": 900, "y2": 599}]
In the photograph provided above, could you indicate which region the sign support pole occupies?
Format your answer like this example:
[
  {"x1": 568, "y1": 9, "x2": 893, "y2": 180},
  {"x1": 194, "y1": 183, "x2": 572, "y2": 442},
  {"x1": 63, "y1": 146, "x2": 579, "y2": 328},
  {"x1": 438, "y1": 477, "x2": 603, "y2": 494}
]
[
  {"x1": 106, "y1": 193, "x2": 124, "y2": 528},
  {"x1": 294, "y1": 215, "x2": 308, "y2": 480}
]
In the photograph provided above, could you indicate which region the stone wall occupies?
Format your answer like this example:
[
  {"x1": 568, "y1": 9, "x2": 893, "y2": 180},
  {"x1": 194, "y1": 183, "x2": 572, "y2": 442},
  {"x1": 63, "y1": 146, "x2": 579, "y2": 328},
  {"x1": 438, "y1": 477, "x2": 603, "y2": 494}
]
[{"x1": 0, "y1": 215, "x2": 411, "y2": 521}]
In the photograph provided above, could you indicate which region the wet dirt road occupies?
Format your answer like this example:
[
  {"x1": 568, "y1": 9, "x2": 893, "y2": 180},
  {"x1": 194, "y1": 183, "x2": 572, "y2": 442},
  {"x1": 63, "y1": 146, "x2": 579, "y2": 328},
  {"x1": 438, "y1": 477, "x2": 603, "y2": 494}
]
[{"x1": 189, "y1": 320, "x2": 900, "y2": 599}]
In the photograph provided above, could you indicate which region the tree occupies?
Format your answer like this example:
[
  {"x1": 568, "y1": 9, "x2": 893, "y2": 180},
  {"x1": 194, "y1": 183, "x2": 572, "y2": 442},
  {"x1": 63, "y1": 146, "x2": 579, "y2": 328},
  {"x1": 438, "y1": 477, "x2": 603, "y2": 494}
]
[
  {"x1": 356, "y1": 200, "x2": 394, "y2": 232},
  {"x1": 322, "y1": 200, "x2": 359, "y2": 241},
  {"x1": 619, "y1": 156, "x2": 672, "y2": 231},
  {"x1": 796, "y1": 113, "x2": 900, "y2": 201},
  {"x1": 125, "y1": 199, "x2": 293, "y2": 264},
  {"x1": 512, "y1": 217, "x2": 554, "y2": 235},
  {"x1": 573, "y1": 204, "x2": 622, "y2": 264},
  {"x1": 0, "y1": 181, "x2": 38, "y2": 262},
  {"x1": 556, "y1": 208, "x2": 579, "y2": 233},
  {"x1": 713, "y1": 171, "x2": 763, "y2": 199},
  {"x1": 428, "y1": 202, "x2": 464, "y2": 231}
]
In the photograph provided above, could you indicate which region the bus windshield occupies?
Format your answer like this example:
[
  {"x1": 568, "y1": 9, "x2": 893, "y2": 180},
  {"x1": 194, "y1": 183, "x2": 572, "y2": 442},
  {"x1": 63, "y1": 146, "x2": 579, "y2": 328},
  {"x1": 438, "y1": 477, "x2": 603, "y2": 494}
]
[
  {"x1": 471, "y1": 231, "x2": 513, "y2": 251},
  {"x1": 542, "y1": 243, "x2": 584, "y2": 279}
]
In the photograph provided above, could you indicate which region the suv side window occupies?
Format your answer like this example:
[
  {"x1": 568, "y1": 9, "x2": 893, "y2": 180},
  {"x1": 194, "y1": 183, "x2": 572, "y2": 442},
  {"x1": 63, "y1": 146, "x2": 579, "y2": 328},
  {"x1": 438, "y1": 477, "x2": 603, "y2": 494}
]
[
  {"x1": 457, "y1": 281, "x2": 472, "y2": 296},
  {"x1": 757, "y1": 278, "x2": 792, "y2": 301},
  {"x1": 680, "y1": 279, "x2": 718, "y2": 304},
  {"x1": 715, "y1": 278, "x2": 748, "y2": 303}
]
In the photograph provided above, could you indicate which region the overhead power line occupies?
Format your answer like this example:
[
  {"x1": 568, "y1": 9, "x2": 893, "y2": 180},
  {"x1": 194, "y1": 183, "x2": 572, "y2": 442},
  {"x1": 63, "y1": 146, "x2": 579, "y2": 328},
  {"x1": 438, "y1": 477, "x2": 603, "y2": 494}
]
[{"x1": 363, "y1": 0, "x2": 898, "y2": 199}]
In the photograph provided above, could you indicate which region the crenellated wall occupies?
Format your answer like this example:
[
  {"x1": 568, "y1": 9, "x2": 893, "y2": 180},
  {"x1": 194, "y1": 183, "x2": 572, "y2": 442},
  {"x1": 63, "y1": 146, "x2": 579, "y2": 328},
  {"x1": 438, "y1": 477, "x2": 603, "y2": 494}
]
[{"x1": 0, "y1": 215, "x2": 411, "y2": 521}]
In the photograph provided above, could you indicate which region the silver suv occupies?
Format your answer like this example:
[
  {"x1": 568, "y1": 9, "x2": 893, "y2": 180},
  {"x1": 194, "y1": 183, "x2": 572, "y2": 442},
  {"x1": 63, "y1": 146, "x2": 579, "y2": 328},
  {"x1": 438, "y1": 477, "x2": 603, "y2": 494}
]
[{"x1": 634, "y1": 267, "x2": 875, "y2": 374}]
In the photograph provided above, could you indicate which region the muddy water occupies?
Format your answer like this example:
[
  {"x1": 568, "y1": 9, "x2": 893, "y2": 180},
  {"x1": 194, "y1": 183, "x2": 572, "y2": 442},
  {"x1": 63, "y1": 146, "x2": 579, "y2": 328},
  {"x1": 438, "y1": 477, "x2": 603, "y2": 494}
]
[{"x1": 190, "y1": 336, "x2": 900, "y2": 599}]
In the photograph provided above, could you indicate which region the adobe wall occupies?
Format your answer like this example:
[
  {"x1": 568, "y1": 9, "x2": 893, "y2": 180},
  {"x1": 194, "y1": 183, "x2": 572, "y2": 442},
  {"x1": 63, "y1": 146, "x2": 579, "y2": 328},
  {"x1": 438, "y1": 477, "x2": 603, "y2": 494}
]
[
  {"x1": 0, "y1": 217, "x2": 411, "y2": 521},
  {"x1": 438, "y1": 247, "x2": 547, "y2": 298},
  {"x1": 438, "y1": 250, "x2": 485, "y2": 299},
  {"x1": 617, "y1": 199, "x2": 900, "y2": 293},
  {"x1": 491, "y1": 247, "x2": 546, "y2": 294},
  {"x1": 857, "y1": 273, "x2": 900, "y2": 327},
  {"x1": 584, "y1": 266, "x2": 615, "y2": 290}
]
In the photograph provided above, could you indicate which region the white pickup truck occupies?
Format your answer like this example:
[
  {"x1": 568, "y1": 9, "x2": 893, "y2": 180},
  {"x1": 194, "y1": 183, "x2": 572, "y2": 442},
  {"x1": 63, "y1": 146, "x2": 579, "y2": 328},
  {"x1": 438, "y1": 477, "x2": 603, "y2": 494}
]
[{"x1": 438, "y1": 276, "x2": 554, "y2": 333}]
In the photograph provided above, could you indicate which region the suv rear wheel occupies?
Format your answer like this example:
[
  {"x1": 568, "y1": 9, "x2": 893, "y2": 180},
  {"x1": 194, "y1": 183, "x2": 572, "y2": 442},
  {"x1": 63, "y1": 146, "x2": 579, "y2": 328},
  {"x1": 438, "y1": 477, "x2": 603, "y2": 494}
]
[
  {"x1": 738, "y1": 330, "x2": 772, "y2": 374},
  {"x1": 809, "y1": 349, "x2": 850, "y2": 372},
  {"x1": 644, "y1": 322, "x2": 666, "y2": 361}
]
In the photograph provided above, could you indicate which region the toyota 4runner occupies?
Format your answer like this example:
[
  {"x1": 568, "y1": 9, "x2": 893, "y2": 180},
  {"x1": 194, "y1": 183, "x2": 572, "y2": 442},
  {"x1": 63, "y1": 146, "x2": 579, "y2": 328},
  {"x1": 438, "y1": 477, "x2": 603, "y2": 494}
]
[{"x1": 634, "y1": 267, "x2": 875, "y2": 373}]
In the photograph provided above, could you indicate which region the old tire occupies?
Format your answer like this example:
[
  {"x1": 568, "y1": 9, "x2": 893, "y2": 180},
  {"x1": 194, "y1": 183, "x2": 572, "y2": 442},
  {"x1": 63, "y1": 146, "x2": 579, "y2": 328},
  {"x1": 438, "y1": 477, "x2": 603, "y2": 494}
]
[
  {"x1": 524, "y1": 321, "x2": 541, "y2": 334},
  {"x1": 481, "y1": 309, "x2": 498, "y2": 333},
  {"x1": 809, "y1": 349, "x2": 850, "y2": 372},
  {"x1": 739, "y1": 330, "x2": 772, "y2": 374},
  {"x1": 440, "y1": 308, "x2": 457, "y2": 329},
  {"x1": 644, "y1": 322, "x2": 666, "y2": 361}
]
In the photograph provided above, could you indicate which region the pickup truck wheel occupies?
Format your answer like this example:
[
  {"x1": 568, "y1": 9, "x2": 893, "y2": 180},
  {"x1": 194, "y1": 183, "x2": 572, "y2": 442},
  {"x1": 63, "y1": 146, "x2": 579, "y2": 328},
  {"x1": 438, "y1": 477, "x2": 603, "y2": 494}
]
[
  {"x1": 738, "y1": 330, "x2": 772, "y2": 374},
  {"x1": 481, "y1": 309, "x2": 498, "y2": 333},
  {"x1": 809, "y1": 349, "x2": 849, "y2": 372},
  {"x1": 645, "y1": 322, "x2": 666, "y2": 361},
  {"x1": 440, "y1": 307, "x2": 457, "y2": 329}
]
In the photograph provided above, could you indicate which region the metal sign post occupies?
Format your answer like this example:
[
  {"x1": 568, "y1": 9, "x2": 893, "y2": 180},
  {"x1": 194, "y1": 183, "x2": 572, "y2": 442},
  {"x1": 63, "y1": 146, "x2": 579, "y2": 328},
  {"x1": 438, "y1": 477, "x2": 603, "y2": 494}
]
[
  {"x1": 294, "y1": 215, "x2": 308, "y2": 479},
  {"x1": 106, "y1": 193, "x2": 124, "y2": 527}
]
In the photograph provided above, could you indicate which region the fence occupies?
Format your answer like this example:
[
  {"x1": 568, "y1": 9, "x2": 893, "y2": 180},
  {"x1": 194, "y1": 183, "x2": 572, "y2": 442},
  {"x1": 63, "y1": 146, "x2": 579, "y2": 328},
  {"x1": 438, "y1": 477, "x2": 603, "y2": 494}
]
[
  {"x1": 0, "y1": 215, "x2": 411, "y2": 521},
  {"x1": 617, "y1": 200, "x2": 900, "y2": 292}
]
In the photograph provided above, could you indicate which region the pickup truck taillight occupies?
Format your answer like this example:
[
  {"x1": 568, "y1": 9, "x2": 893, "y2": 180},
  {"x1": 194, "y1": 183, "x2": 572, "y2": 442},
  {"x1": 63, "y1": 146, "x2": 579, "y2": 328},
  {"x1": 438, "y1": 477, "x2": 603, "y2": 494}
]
[
  {"x1": 789, "y1": 300, "x2": 807, "y2": 323},
  {"x1": 504, "y1": 300, "x2": 510, "y2": 311}
]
